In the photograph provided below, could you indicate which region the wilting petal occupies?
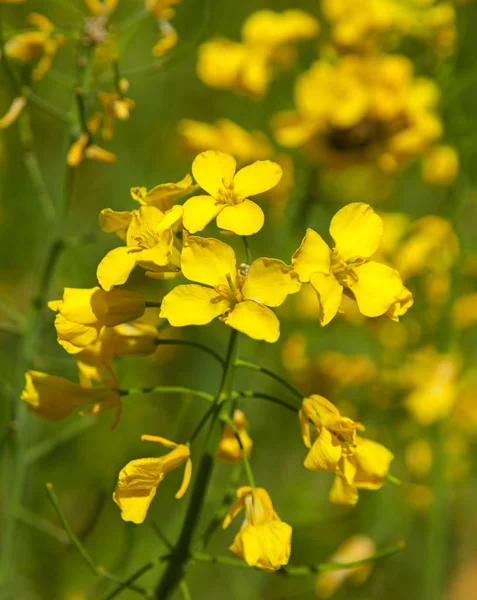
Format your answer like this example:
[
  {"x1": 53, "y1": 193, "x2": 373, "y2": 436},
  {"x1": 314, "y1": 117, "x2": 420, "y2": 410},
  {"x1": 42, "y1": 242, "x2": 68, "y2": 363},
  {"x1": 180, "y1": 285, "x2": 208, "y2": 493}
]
[
  {"x1": 234, "y1": 522, "x2": 293, "y2": 572},
  {"x1": 309, "y1": 272, "x2": 343, "y2": 326},
  {"x1": 329, "y1": 473, "x2": 359, "y2": 507},
  {"x1": 216, "y1": 200, "x2": 264, "y2": 236},
  {"x1": 354, "y1": 438, "x2": 394, "y2": 490},
  {"x1": 224, "y1": 301, "x2": 280, "y2": 343},
  {"x1": 192, "y1": 150, "x2": 237, "y2": 197},
  {"x1": 181, "y1": 236, "x2": 236, "y2": 287},
  {"x1": 242, "y1": 258, "x2": 301, "y2": 307},
  {"x1": 330, "y1": 203, "x2": 384, "y2": 261},
  {"x1": 160, "y1": 284, "x2": 228, "y2": 326},
  {"x1": 97, "y1": 246, "x2": 138, "y2": 291},
  {"x1": 348, "y1": 261, "x2": 403, "y2": 317},
  {"x1": 233, "y1": 160, "x2": 283, "y2": 198},
  {"x1": 182, "y1": 195, "x2": 223, "y2": 233},
  {"x1": 386, "y1": 286, "x2": 413, "y2": 322},
  {"x1": 304, "y1": 427, "x2": 342, "y2": 472},
  {"x1": 292, "y1": 228, "x2": 331, "y2": 283}
]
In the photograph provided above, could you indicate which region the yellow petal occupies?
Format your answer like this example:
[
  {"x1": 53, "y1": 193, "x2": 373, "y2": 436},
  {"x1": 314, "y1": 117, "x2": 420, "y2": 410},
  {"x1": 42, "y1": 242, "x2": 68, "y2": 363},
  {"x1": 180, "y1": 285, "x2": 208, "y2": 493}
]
[
  {"x1": 292, "y1": 229, "x2": 331, "y2": 283},
  {"x1": 160, "y1": 284, "x2": 228, "y2": 327},
  {"x1": 330, "y1": 203, "x2": 383, "y2": 261},
  {"x1": 224, "y1": 301, "x2": 280, "y2": 343},
  {"x1": 181, "y1": 236, "x2": 236, "y2": 287},
  {"x1": 348, "y1": 262, "x2": 403, "y2": 317},
  {"x1": 242, "y1": 258, "x2": 301, "y2": 307},
  {"x1": 182, "y1": 195, "x2": 222, "y2": 233},
  {"x1": 233, "y1": 160, "x2": 283, "y2": 198},
  {"x1": 310, "y1": 272, "x2": 343, "y2": 326},
  {"x1": 99, "y1": 208, "x2": 133, "y2": 238},
  {"x1": 216, "y1": 200, "x2": 264, "y2": 236},
  {"x1": 192, "y1": 150, "x2": 236, "y2": 197},
  {"x1": 97, "y1": 246, "x2": 138, "y2": 291},
  {"x1": 386, "y1": 286, "x2": 414, "y2": 322},
  {"x1": 113, "y1": 457, "x2": 163, "y2": 524},
  {"x1": 101, "y1": 289, "x2": 145, "y2": 326},
  {"x1": 329, "y1": 473, "x2": 359, "y2": 507},
  {"x1": 54, "y1": 313, "x2": 101, "y2": 354},
  {"x1": 304, "y1": 427, "x2": 342, "y2": 472},
  {"x1": 55, "y1": 287, "x2": 107, "y2": 324},
  {"x1": 236, "y1": 521, "x2": 293, "y2": 572},
  {"x1": 354, "y1": 438, "x2": 394, "y2": 490},
  {"x1": 156, "y1": 205, "x2": 183, "y2": 233}
]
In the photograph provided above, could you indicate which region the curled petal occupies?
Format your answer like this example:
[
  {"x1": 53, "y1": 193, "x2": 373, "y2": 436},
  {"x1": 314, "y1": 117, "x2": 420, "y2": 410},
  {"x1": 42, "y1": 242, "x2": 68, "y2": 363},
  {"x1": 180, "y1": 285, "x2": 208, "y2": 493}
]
[
  {"x1": 97, "y1": 246, "x2": 138, "y2": 291},
  {"x1": 309, "y1": 271, "x2": 343, "y2": 326},
  {"x1": 304, "y1": 427, "x2": 342, "y2": 472}
]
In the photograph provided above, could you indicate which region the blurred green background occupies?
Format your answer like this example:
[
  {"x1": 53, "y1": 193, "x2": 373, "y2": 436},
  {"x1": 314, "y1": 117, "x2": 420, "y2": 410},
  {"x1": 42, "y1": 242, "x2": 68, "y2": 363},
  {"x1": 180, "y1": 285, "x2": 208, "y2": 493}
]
[{"x1": 1, "y1": 0, "x2": 477, "y2": 599}]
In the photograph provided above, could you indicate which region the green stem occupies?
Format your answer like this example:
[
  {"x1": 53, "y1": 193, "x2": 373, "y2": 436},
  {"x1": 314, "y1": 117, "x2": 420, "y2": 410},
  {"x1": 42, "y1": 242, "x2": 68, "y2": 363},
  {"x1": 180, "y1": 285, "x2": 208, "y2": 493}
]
[
  {"x1": 154, "y1": 330, "x2": 239, "y2": 599},
  {"x1": 220, "y1": 413, "x2": 255, "y2": 488},
  {"x1": 119, "y1": 386, "x2": 214, "y2": 404},
  {"x1": 234, "y1": 390, "x2": 298, "y2": 414},
  {"x1": 242, "y1": 236, "x2": 251, "y2": 264},
  {"x1": 192, "y1": 540, "x2": 405, "y2": 575},
  {"x1": 155, "y1": 338, "x2": 225, "y2": 367},
  {"x1": 234, "y1": 359, "x2": 303, "y2": 401}
]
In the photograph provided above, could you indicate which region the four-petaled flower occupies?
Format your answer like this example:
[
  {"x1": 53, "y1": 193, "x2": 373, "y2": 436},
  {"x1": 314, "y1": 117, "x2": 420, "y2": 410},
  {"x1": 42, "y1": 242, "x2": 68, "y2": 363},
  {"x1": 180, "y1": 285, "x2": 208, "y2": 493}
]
[
  {"x1": 292, "y1": 202, "x2": 409, "y2": 325},
  {"x1": 113, "y1": 435, "x2": 192, "y2": 524},
  {"x1": 300, "y1": 395, "x2": 394, "y2": 506},
  {"x1": 183, "y1": 150, "x2": 282, "y2": 235},
  {"x1": 223, "y1": 486, "x2": 292, "y2": 572},
  {"x1": 160, "y1": 236, "x2": 301, "y2": 342}
]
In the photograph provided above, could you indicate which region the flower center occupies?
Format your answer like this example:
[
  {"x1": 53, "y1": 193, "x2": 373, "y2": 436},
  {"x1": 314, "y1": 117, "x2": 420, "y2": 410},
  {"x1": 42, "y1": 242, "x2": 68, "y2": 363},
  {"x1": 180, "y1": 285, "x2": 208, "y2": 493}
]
[
  {"x1": 330, "y1": 249, "x2": 367, "y2": 286},
  {"x1": 217, "y1": 178, "x2": 243, "y2": 206}
]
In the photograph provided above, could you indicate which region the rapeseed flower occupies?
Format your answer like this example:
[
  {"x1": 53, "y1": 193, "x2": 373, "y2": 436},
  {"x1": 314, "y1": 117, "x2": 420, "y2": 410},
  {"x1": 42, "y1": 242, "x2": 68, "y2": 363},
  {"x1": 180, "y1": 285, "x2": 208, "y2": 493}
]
[
  {"x1": 223, "y1": 486, "x2": 292, "y2": 571},
  {"x1": 97, "y1": 205, "x2": 183, "y2": 290},
  {"x1": 217, "y1": 409, "x2": 253, "y2": 463},
  {"x1": 113, "y1": 435, "x2": 192, "y2": 524},
  {"x1": 160, "y1": 236, "x2": 300, "y2": 342},
  {"x1": 67, "y1": 113, "x2": 116, "y2": 167},
  {"x1": 97, "y1": 81, "x2": 135, "y2": 140},
  {"x1": 292, "y1": 203, "x2": 408, "y2": 325},
  {"x1": 84, "y1": 0, "x2": 119, "y2": 15},
  {"x1": 5, "y1": 13, "x2": 66, "y2": 81},
  {"x1": 300, "y1": 395, "x2": 393, "y2": 506},
  {"x1": 49, "y1": 287, "x2": 145, "y2": 354},
  {"x1": 422, "y1": 145, "x2": 459, "y2": 186},
  {"x1": 183, "y1": 150, "x2": 282, "y2": 235}
]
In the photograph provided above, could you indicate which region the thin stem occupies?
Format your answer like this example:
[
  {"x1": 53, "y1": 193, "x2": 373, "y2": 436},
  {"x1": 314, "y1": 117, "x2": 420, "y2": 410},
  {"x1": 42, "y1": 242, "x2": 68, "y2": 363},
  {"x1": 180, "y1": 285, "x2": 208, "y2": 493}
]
[
  {"x1": 150, "y1": 522, "x2": 174, "y2": 552},
  {"x1": 155, "y1": 338, "x2": 225, "y2": 367},
  {"x1": 145, "y1": 301, "x2": 162, "y2": 307},
  {"x1": 187, "y1": 402, "x2": 219, "y2": 443},
  {"x1": 386, "y1": 473, "x2": 403, "y2": 486},
  {"x1": 192, "y1": 540, "x2": 405, "y2": 575},
  {"x1": 234, "y1": 359, "x2": 303, "y2": 401},
  {"x1": 179, "y1": 580, "x2": 192, "y2": 600},
  {"x1": 119, "y1": 386, "x2": 214, "y2": 403},
  {"x1": 15, "y1": 505, "x2": 68, "y2": 544},
  {"x1": 220, "y1": 413, "x2": 255, "y2": 488},
  {"x1": 101, "y1": 556, "x2": 171, "y2": 600},
  {"x1": 234, "y1": 390, "x2": 298, "y2": 414},
  {"x1": 45, "y1": 482, "x2": 99, "y2": 575},
  {"x1": 242, "y1": 236, "x2": 251, "y2": 264}
]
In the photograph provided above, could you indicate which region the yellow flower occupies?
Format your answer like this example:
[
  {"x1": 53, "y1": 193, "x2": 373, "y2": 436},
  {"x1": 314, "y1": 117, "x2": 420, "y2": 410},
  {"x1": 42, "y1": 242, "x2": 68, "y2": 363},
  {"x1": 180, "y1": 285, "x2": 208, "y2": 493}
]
[
  {"x1": 145, "y1": 0, "x2": 180, "y2": 20},
  {"x1": 100, "y1": 174, "x2": 195, "y2": 240},
  {"x1": 453, "y1": 293, "x2": 477, "y2": 329},
  {"x1": 97, "y1": 204, "x2": 183, "y2": 290},
  {"x1": 113, "y1": 435, "x2": 192, "y2": 524},
  {"x1": 183, "y1": 151, "x2": 282, "y2": 235},
  {"x1": 315, "y1": 534, "x2": 376, "y2": 598},
  {"x1": 97, "y1": 85, "x2": 135, "y2": 140},
  {"x1": 222, "y1": 486, "x2": 292, "y2": 572},
  {"x1": 66, "y1": 113, "x2": 116, "y2": 167},
  {"x1": 422, "y1": 145, "x2": 459, "y2": 186},
  {"x1": 217, "y1": 409, "x2": 253, "y2": 463},
  {"x1": 178, "y1": 119, "x2": 272, "y2": 165},
  {"x1": 5, "y1": 13, "x2": 66, "y2": 81},
  {"x1": 197, "y1": 10, "x2": 318, "y2": 98},
  {"x1": 152, "y1": 20, "x2": 178, "y2": 57},
  {"x1": 0, "y1": 97, "x2": 26, "y2": 130},
  {"x1": 300, "y1": 395, "x2": 393, "y2": 506},
  {"x1": 75, "y1": 320, "x2": 158, "y2": 388},
  {"x1": 49, "y1": 287, "x2": 145, "y2": 354},
  {"x1": 292, "y1": 203, "x2": 407, "y2": 325},
  {"x1": 21, "y1": 370, "x2": 120, "y2": 423},
  {"x1": 84, "y1": 0, "x2": 119, "y2": 15},
  {"x1": 405, "y1": 439, "x2": 432, "y2": 479},
  {"x1": 160, "y1": 236, "x2": 301, "y2": 343}
]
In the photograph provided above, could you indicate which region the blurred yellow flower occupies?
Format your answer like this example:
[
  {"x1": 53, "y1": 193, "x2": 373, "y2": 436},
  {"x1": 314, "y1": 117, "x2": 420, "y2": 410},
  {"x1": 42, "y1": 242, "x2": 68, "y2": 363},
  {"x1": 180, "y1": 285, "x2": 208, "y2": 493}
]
[
  {"x1": 183, "y1": 150, "x2": 282, "y2": 235},
  {"x1": 272, "y1": 54, "x2": 442, "y2": 172},
  {"x1": 160, "y1": 236, "x2": 300, "y2": 343},
  {"x1": 405, "y1": 438, "x2": 433, "y2": 478},
  {"x1": 67, "y1": 113, "x2": 116, "y2": 167},
  {"x1": 84, "y1": 0, "x2": 119, "y2": 15},
  {"x1": 300, "y1": 395, "x2": 393, "y2": 506},
  {"x1": 97, "y1": 205, "x2": 183, "y2": 290},
  {"x1": 97, "y1": 85, "x2": 135, "y2": 140},
  {"x1": 21, "y1": 370, "x2": 120, "y2": 423},
  {"x1": 5, "y1": 13, "x2": 66, "y2": 81},
  {"x1": 316, "y1": 534, "x2": 376, "y2": 598},
  {"x1": 422, "y1": 145, "x2": 459, "y2": 186},
  {"x1": 292, "y1": 203, "x2": 408, "y2": 325},
  {"x1": 217, "y1": 409, "x2": 253, "y2": 463},
  {"x1": 145, "y1": 0, "x2": 179, "y2": 20},
  {"x1": 75, "y1": 321, "x2": 158, "y2": 388},
  {"x1": 0, "y1": 96, "x2": 26, "y2": 130},
  {"x1": 152, "y1": 20, "x2": 178, "y2": 57},
  {"x1": 453, "y1": 293, "x2": 477, "y2": 329},
  {"x1": 197, "y1": 10, "x2": 318, "y2": 98},
  {"x1": 113, "y1": 435, "x2": 191, "y2": 524},
  {"x1": 178, "y1": 119, "x2": 272, "y2": 165},
  {"x1": 223, "y1": 486, "x2": 292, "y2": 572},
  {"x1": 49, "y1": 287, "x2": 145, "y2": 354}
]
